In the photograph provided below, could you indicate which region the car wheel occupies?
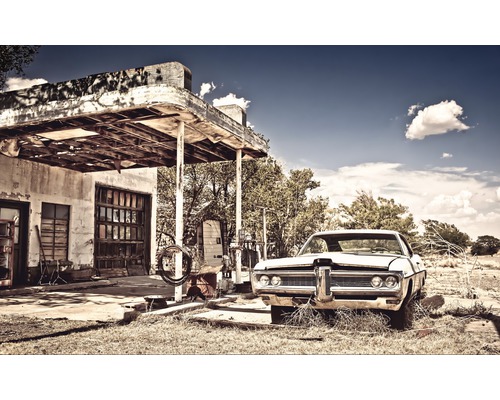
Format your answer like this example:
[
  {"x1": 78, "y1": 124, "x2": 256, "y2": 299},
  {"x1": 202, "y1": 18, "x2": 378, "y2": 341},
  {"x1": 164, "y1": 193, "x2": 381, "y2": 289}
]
[
  {"x1": 270, "y1": 306, "x2": 294, "y2": 324},
  {"x1": 389, "y1": 296, "x2": 417, "y2": 330}
]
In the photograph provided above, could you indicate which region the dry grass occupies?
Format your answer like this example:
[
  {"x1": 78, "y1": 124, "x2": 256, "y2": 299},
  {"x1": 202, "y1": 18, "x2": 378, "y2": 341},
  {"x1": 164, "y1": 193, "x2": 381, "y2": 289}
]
[
  {"x1": 0, "y1": 303, "x2": 497, "y2": 355},
  {"x1": 1, "y1": 253, "x2": 499, "y2": 356}
]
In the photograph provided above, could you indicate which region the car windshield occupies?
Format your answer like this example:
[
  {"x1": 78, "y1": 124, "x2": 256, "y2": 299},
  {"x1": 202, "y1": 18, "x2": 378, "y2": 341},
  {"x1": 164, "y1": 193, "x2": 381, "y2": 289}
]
[{"x1": 298, "y1": 233, "x2": 403, "y2": 255}]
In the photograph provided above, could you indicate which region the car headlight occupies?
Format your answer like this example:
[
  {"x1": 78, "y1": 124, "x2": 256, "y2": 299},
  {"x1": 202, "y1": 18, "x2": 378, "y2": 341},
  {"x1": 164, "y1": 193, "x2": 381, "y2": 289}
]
[
  {"x1": 385, "y1": 276, "x2": 398, "y2": 288},
  {"x1": 271, "y1": 276, "x2": 282, "y2": 286},
  {"x1": 371, "y1": 276, "x2": 383, "y2": 288},
  {"x1": 259, "y1": 275, "x2": 270, "y2": 286}
]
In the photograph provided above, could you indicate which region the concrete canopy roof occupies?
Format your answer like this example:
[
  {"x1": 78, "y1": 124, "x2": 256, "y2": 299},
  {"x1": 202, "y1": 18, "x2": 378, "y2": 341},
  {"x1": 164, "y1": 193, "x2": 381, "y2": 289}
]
[{"x1": 0, "y1": 62, "x2": 268, "y2": 173}]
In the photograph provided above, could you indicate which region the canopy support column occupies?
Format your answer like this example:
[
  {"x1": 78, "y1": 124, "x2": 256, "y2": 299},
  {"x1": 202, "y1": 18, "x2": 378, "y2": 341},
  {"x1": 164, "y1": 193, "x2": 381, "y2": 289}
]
[
  {"x1": 235, "y1": 148, "x2": 242, "y2": 284},
  {"x1": 175, "y1": 121, "x2": 185, "y2": 302}
]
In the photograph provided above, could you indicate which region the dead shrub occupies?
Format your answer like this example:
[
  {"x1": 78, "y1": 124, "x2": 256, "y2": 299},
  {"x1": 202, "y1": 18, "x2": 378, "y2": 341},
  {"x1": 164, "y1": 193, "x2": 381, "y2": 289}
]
[
  {"x1": 419, "y1": 232, "x2": 484, "y2": 300},
  {"x1": 443, "y1": 301, "x2": 494, "y2": 319},
  {"x1": 329, "y1": 308, "x2": 391, "y2": 334},
  {"x1": 283, "y1": 302, "x2": 327, "y2": 328}
]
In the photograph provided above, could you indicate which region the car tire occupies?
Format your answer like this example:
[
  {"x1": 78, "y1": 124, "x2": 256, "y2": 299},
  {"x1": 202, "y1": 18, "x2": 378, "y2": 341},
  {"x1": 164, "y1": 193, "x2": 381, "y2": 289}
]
[
  {"x1": 389, "y1": 296, "x2": 417, "y2": 331},
  {"x1": 270, "y1": 306, "x2": 294, "y2": 324}
]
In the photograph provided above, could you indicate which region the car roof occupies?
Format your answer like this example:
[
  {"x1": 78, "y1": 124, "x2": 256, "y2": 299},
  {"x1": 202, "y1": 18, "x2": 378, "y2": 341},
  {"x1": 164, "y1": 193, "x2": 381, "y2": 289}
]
[{"x1": 310, "y1": 229, "x2": 401, "y2": 236}]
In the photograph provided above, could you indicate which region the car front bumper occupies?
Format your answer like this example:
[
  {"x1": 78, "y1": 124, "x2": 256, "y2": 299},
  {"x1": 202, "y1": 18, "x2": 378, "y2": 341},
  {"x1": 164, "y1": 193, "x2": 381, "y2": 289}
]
[{"x1": 252, "y1": 266, "x2": 408, "y2": 311}]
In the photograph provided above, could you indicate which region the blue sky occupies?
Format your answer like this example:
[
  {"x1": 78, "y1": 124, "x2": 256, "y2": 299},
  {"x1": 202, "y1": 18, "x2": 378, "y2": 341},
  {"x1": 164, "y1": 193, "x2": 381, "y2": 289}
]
[{"x1": 4, "y1": 45, "x2": 500, "y2": 240}]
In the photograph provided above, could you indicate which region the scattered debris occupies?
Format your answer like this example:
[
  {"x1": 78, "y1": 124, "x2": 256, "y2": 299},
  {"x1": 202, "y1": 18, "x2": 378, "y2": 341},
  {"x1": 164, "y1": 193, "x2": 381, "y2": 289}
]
[{"x1": 421, "y1": 294, "x2": 445, "y2": 311}]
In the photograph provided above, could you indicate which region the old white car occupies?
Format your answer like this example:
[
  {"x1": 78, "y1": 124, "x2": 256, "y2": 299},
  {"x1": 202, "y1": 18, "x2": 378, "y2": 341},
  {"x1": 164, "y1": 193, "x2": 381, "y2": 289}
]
[{"x1": 251, "y1": 229, "x2": 426, "y2": 329}]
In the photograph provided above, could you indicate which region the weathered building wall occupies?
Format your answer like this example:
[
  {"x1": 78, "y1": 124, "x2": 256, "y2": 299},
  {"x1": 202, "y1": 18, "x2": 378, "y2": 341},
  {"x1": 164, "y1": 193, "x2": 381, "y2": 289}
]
[{"x1": 0, "y1": 154, "x2": 157, "y2": 279}]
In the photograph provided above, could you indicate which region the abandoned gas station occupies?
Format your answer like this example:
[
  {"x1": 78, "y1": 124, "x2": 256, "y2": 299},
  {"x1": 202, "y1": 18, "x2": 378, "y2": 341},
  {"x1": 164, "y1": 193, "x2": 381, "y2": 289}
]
[{"x1": 0, "y1": 61, "x2": 269, "y2": 301}]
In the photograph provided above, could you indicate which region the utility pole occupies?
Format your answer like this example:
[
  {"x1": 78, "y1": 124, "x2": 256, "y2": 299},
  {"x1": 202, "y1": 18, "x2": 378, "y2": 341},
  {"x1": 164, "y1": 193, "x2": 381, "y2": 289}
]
[
  {"x1": 262, "y1": 207, "x2": 267, "y2": 261},
  {"x1": 256, "y1": 206, "x2": 274, "y2": 261}
]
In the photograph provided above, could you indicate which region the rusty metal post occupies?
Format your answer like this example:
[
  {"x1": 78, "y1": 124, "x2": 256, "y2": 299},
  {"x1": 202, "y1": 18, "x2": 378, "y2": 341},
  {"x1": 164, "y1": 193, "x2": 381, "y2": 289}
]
[
  {"x1": 235, "y1": 148, "x2": 242, "y2": 284},
  {"x1": 175, "y1": 121, "x2": 185, "y2": 302}
]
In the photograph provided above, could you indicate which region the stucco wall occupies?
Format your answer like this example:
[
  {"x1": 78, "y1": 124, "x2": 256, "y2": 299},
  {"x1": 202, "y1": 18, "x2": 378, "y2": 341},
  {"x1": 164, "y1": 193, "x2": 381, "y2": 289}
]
[{"x1": 0, "y1": 155, "x2": 157, "y2": 275}]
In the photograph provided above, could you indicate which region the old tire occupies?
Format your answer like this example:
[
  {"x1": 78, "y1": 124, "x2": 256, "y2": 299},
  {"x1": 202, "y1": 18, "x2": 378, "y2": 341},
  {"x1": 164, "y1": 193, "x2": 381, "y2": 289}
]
[
  {"x1": 157, "y1": 245, "x2": 192, "y2": 286},
  {"x1": 270, "y1": 306, "x2": 294, "y2": 324},
  {"x1": 390, "y1": 296, "x2": 417, "y2": 330}
]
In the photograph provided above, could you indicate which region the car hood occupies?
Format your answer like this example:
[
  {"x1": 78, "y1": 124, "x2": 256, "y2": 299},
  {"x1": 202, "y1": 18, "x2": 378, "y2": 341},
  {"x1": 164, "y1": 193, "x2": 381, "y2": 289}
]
[{"x1": 254, "y1": 252, "x2": 405, "y2": 271}]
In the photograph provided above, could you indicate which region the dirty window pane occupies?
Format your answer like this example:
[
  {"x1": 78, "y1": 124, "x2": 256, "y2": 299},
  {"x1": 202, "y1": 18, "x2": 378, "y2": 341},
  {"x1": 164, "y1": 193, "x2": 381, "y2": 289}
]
[
  {"x1": 55, "y1": 205, "x2": 69, "y2": 220},
  {"x1": 106, "y1": 190, "x2": 113, "y2": 204},
  {"x1": 0, "y1": 208, "x2": 19, "y2": 220},
  {"x1": 99, "y1": 224, "x2": 106, "y2": 239},
  {"x1": 106, "y1": 208, "x2": 112, "y2": 222},
  {"x1": 41, "y1": 203, "x2": 55, "y2": 218}
]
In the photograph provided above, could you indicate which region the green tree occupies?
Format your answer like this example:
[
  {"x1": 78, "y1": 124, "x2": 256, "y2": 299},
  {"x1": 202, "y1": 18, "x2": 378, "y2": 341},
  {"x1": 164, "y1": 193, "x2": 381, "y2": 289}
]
[
  {"x1": 335, "y1": 190, "x2": 418, "y2": 238},
  {"x1": 0, "y1": 45, "x2": 40, "y2": 89},
  {"x1": 470, "y1": 235, "x2": 500, "y2": 256},
  {"x1": 258, "y1": 168, "x2": 328, "y2": 257},
  {"x1": 420, "y1": 219, "x2": 471, "y2": 254},
  {"x1": 156, "y1": 157, "x2": 329, "y2": 259}
]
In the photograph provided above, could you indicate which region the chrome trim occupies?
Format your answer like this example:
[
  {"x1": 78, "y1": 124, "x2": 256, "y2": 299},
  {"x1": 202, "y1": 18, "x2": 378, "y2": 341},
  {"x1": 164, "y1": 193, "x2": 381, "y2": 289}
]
[{"x1": 252, "y1": 270, "x2": 405, "y2": 297}]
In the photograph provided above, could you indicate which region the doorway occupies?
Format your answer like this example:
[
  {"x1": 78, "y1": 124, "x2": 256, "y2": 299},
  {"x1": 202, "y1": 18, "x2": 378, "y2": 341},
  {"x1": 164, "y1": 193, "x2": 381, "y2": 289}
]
[{"x1": 0, "y1": 200, "x2": 30, "y2": 286}]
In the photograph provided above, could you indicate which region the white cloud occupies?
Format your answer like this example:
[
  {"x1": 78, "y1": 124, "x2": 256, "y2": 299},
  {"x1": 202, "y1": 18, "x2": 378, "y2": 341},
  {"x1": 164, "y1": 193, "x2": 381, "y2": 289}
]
[
  {"x1": 4, "y1": 77, "x2": 47, "y2": 91},
  {"x1": 424, "y1": 190, "x2": 477, "y2": 217},
  {"x1": 432, "y1": 166, "x2": 467, "y2": 173},
  {"x1": 198, "y1": 82, "x2": 216, "y2": 99},
  {"x1": 407, "y1": 103, "x2": 423, "y2": 116},
  {"x1": 405, "y1": 100, "x2": 471, "y2": 140},
  {"x1": 213, "y1": 93, "x2": 251, "y2": 110},
  {"x1": 310, "y1": 162, "x2": 500, "y2": 240},
  {"x1": 441, "y1": 152, "x2": 453, "y2": 159}
]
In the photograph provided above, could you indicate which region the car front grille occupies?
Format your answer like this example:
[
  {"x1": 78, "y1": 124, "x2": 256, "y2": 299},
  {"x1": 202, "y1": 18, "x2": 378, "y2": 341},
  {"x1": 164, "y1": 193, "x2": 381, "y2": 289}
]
[
  {"x1": 280, "y1": 275, "x2": 373, "y2": 288},
  {"x1": 281, "y1": 276, "x2": 315, "y2": 287},
  {"x1": 332, "y1": 276, "x2": 372, "y2": 288}
]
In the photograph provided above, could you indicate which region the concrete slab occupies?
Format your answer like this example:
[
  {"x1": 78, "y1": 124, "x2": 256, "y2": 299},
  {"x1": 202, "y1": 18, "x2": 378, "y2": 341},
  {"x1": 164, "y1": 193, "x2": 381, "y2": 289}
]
[
  {"x1": 0, "y1": 275, "x2": 178, "y2": 322},
  {"x1": 0, "y1": 275, "x2": 261, "y2": 323},
  {"x1": 190, "y1": 297, "x2": 272, "y2": 326}
]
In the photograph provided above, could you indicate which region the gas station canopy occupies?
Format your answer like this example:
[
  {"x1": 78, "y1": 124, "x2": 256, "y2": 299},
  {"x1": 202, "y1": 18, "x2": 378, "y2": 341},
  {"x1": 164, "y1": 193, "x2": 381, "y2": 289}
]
[{"x1": 0, "y1": 62, "x2": 268, "y2": 173}]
